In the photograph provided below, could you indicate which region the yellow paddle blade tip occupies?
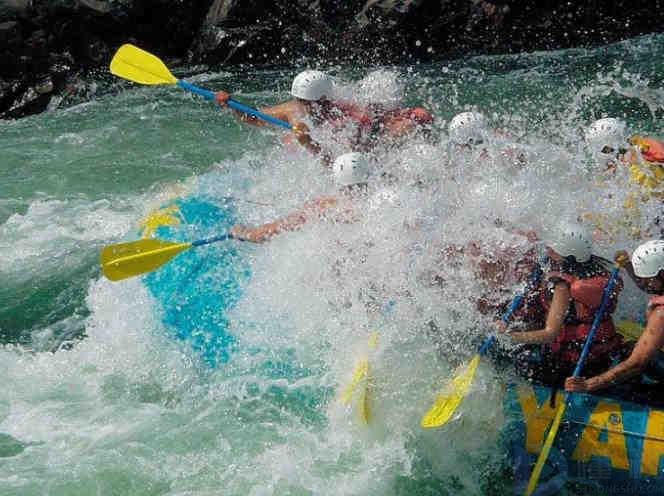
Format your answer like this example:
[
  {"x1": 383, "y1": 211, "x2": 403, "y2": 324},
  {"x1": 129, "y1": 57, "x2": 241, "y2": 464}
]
[
  {"x1": 110, "y1": 44, "x2": 178, "y2": 85},
  {"x1": 339, "y1": 359, "x2": 369, "y2": 405},
  {"x1": 421, "y1": 355, "x2": 481, "y2": 428},
  {"x1": 358, "y1": 383, "x2": 371, "y2": 425},
  {"x1": 101, "y1": 238, "x2": 191, "y2": 281},
  {"x1": 368, "y1": 331, "x2": 379, "y2": 349}
]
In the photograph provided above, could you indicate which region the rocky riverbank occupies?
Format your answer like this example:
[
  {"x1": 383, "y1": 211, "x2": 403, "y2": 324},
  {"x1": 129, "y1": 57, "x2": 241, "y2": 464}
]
[{"x1": 2, "y1": 0, "x2": 662, "y2": 119}]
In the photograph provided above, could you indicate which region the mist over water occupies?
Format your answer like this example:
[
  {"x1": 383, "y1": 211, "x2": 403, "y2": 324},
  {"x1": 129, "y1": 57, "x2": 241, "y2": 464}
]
[{"x1": 1, "y1": 34, "x2": 663, "y2": 495}]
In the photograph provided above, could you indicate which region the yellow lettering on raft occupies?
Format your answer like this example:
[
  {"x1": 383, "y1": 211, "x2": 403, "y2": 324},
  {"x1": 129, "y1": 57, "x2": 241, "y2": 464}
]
[
  {"x1": 139, "y1": 205, "x2": 182, "y2": 238},
  {"x1": 517, "y1": 385, "x2": 563, "y2": 453},
  {"x1": 571, "y1": 401, "x2": 629, "y2": 471},
  {"x1": 641, "y1": 410, "x2": 664, "y2": 476}
]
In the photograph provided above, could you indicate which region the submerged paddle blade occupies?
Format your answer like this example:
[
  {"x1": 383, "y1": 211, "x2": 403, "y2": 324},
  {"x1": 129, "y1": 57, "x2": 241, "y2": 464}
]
[
  {"x1": 421, "y1": 354, "x2": 481, "y2": 428},
  {"x1": 358, "y1": 365, "x2": 372, "y2": 424},
  {"x1": 110, "y1": 44, "x2": 178, "y2": 85},
  {"x1": 101, "y1": 238, "x2": 192, "y2": 281},
  {"x1": 340, "y1": 358, "x2": 369, "y2": 405}
]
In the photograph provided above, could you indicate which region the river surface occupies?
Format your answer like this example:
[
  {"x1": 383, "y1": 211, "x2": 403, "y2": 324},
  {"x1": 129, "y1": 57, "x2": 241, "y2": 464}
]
[{"x1": 1, "y1": 34, "x2": 663, "y2": 495}]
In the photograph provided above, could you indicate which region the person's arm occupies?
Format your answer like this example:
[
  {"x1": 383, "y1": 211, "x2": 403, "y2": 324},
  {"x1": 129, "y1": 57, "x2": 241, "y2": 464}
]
[
  {"x1": 614, "y1": 250, "x2": 638, "y2": 284},
  {"x1": 230, "y1": 197, "x2": 338, "y2": 243},
  {"x1": 216, "y1": 91, "x2": 292, "y2": 128},
  {"x1": 292, "y1": 122, "x2": 327, "y2": 159},
  {"x1": 506, "y1": 282, "x2": 570, "y2": 344},
  {"x1": 566, "y1": 307, "x2": 664, "y2": 392}
]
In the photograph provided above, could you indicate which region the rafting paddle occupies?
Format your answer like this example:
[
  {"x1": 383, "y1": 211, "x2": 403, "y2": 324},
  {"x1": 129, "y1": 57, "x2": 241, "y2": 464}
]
[
  {"x1": 524, "y1": 265, "x2": 621, "y2": 496},
  {"x1": 101, "y1": 234, "x2": 235, "y2": 281},
  {"x1": 340, "y1": 331, "x2": 379, "y2": 424},
  {"x1": 421, "y1": 264, "x2": 543, "y2": 428},
  {"x1": 109, "y1": 44, "x2": 292, "y2": 130},
  {"x1": 339, "y1": 300, "x2": 396, "y2": 424}
]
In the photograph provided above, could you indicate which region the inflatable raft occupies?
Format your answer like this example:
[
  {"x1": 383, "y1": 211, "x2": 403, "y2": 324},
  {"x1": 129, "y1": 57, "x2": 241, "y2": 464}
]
[
  {"x1": 140, "y1": 196, "x2": 250, "y2": 367},
  {"x1": 504, "y1": 383, "x2": 664, "y2": 495}
]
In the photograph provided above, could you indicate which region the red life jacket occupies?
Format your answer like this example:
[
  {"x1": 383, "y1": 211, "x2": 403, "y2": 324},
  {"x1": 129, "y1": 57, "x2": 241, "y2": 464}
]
[
  {"x1": 395, "y1": 107, "x2": 433, "y2": 125},
  {"x1": 636, "y1": 137, "x2": 664, "y2": 163},
  {"x1": 328, "y1": 101, "x2": 374, "y2": 130},
  {"x1": 380, "y1": 107, "x2": 434, "y2": 127},
  {"x1": 541, "y1": 271, "x2": 623, "y2": 363}
]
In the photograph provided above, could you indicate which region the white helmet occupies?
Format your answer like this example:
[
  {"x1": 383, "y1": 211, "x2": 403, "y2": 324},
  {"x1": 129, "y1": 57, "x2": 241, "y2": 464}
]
[
  {"x1": 332, "y1": 152, "x2": 370, "y2": 187},
  {"x1": 291, "y1": 70, "x2": 334, "y2": 101},
  {"x1": 631, "y1": 240, "x2": 664, "y2": 278},
  {"x1": 585, "y1": 118, "x2": 628, "y2": 155},
  {"x1": 545, "y1": 221, "x2": 593, "y2": 263},
  {"x1": 448, "y1": 112, "x2": 488, "y2": 145},
  {"x1": 358, "y1": 70, "x2": 403, "y2": 109}
]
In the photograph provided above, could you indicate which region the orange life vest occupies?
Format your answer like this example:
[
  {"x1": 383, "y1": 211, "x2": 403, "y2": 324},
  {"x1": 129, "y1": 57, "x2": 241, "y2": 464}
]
[
  {"x1": 633, "y1": 136, "x2": 664, "y2": 163},
  {"x1": 541, "y1": 271, "x2": 623, "y2": 363},
  {"x1": 380, "y1": 107, "x2": 434, "y2": 127},
  {"x1": 328, "y1": 101, "x2": 374, "y2": 130}
]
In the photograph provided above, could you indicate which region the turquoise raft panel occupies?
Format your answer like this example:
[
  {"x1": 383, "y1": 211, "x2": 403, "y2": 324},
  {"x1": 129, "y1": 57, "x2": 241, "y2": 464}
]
[
  {"x1": 142, "y1": 197, "x2": 250, "y2": 367},
  {"x1": 504, "y1": 383, "x2": 664, "y2": 495}
]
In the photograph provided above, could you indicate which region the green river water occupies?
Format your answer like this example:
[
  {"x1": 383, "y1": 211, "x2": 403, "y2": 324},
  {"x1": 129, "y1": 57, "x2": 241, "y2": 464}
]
[{"x1": 1, "y1": 34, "x2": 663, "y2": 495}]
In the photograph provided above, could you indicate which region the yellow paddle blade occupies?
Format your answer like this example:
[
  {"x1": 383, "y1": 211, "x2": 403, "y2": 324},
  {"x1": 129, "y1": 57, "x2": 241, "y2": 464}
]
[
  {"x1": 340, "y1": 332, "x2": 380, "y2": 407},
  {"x1": 616, "y1": 319, "x2": 643, "y2": 342},
  {"x1": 525, "y1": 401, "x2": 567, "y2": 496},
  {"x1": 421, "y1": 354, "x2": 481, "y2": 428},
  {"x1": 110, "y1": 44, "x2": 178, "y2": 85},
  {"x1": 340, "y1": 358, "x2": 369, "y2": 405},
  {"x1": 367, "y1": 331, "x2": 379, "y2": 349},
  {"x1": 358, "y1": 365, "x2": 372, "y2": 424},
  {"x1": 101, "y1": 238, "x2": 192, "y2": 281}
]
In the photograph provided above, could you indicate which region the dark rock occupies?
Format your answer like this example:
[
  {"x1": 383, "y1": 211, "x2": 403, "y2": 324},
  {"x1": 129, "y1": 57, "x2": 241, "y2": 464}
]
[
  {"x1": 3, "y1": 0, "x2": 664, "y2": 119},
  {"x1": 78, "y1": 0, "x2": 113, "y2": 15},
  {"x1": 34, "y1": 76, "x2": 53, "y2": 94},
  {"x1": 0, "y1": 0, "x2": 32, "y2": 21},
  {"x1": 0, "y1": 20, "x2": 20, "y2": 37},
  {"x1": 1, "y1": 85, "x2": 52, "y2": 119}
]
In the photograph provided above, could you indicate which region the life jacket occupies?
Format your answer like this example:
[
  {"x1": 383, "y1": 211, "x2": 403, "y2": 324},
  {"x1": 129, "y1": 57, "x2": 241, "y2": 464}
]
[
  {"x1": 628, "y1": 136, "x2": 664, "y2": 194},
  {"x1": 632, "y1": 136, "x2": 664, "y2": 163},
  {"x1": 541, "y1": 271, "x2": 623, "y2": 364},
  {"x1": 400, "y1": 107, "x2": 434, "y2": 125},
  {"x1": 283, "y1": 101, "x2": 374, "y2": 151},
  {"x1": 327, "y1": 101, "x2": 374, "y2": 130},
  {"x1": 379, "y1": 107, "x2": 433, "y2": 127}
]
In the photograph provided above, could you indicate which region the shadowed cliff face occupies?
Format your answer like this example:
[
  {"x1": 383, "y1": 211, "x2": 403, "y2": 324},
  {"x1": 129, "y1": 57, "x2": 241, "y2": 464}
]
[{"x1": 1, "y1": 0, "x2": 663, "y2": 119}]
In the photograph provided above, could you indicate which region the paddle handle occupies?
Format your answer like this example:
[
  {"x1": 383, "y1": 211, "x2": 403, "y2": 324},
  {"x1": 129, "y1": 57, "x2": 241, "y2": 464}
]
[
  {"x1": 478, "y1": 263, "x2": 544, "y2": 356},
  {"x1": 176, "y1": 80, "x2": 292, "y2": 130},
  {"x1": 572, "y1": 267, "x2": 620, "y2": 378},
  {"x1": 192, "y1": 234, "x2": 233, "y2": 247}
]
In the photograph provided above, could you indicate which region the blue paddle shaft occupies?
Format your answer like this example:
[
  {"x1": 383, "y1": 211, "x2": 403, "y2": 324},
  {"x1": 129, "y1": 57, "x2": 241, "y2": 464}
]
[
  {"x1": 228, "y1": 99, "x2": 292, "y2": 129},
  {"x1": 192, "y1": 234, "x2": 233, "y2": 247},
  {"x1": 478, "y1": 264, "x2": 544, "y2": 356},
  {"x1": 176, "y1": 80, "x2": 292, "y2": 130},
  {"x1": 572, "y1": 267, "x2": 620, "y2": 378},
  {"x1": 176, "y1": 80, "x2": 216, "y2": 100}
]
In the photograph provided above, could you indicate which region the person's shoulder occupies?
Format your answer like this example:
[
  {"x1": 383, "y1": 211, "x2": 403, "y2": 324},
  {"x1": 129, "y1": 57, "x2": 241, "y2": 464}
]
[
  {"x1": 649, "y1": 306, "x2": 664, "y2": 334},
  {"x1": 269, "y1": 99, "x2": 300, "y2": 112}
]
